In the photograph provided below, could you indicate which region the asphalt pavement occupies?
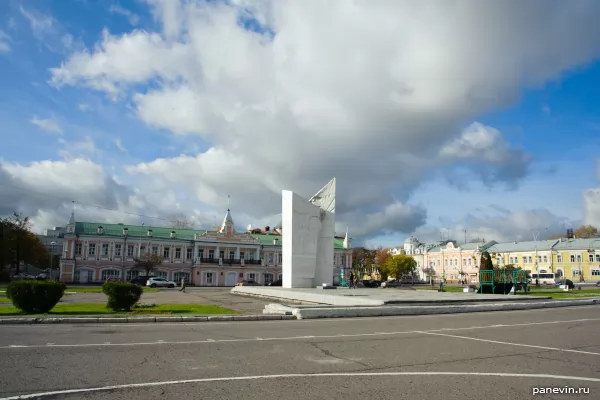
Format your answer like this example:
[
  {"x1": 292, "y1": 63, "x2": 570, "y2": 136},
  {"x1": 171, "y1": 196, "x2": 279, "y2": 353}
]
[{"x1": 1, "y1": 305, "x2": 600, "y2": 399}]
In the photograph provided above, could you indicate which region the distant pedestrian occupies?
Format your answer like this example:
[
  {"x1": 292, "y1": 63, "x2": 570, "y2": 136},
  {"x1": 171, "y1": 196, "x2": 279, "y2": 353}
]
[
  {"x1": 349, "y1": 272, "x2": 354, "y2": 288},
  {"x1": 179, "y1": 278, "x2": 186, "y2": 293}
]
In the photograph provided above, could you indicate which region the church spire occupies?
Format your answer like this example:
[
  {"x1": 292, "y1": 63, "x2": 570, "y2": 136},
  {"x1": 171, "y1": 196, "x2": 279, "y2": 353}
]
[
  {"x1": 219, "y1": 195, "x2": 235, "y2": 235},
  {"x1": 343, "y1": 226, "x2": 350, "y2": 249}
]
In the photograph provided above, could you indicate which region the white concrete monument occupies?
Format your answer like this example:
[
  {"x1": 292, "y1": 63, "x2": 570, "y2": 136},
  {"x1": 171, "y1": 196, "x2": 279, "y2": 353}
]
[{"x1": 281, "y1": 178, "x2": 336, "y2": 288}]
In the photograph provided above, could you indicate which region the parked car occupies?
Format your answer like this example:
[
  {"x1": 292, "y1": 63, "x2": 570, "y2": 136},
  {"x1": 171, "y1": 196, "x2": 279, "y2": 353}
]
[
  {"x1": 362, "y1": 279, "x2": 381, "y2": 288},
  {"x1": 268, "y1": 279, "x2": 282, "y2": 286},
  {"x1": 555, "y1": 279, "x2": 575, "y2": 289},
  {"x1": 596, "y1": 281, "x2": 600, "y2": 287},
  {"x1": 381, "y1": 280, "x2": 403, "y2": 288},
  {"x1": 236, "y1": 280, "x2": 260, "y2": 286},
  {"x1": 130, "y1": 276, "x2": 152, "y2": 286},
  {"x1": 146, "y1": 277, "x2": 177, "y2": 288}
]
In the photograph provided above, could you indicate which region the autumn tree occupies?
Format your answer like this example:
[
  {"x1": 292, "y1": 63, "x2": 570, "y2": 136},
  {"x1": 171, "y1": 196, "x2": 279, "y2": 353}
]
[
  {"x1": 470, "y1": 237, "x2": 485, "y2": 243},
  {"x1": 172, "y1": 218, "x2": 196, "y2": 229},
  {"x1": 479, "y1": 251, "x2": 495, "y2": 271},
  {"x1": 374, "y1": 247, "x2": 392, "y2": 280},
  {"x1": 352, "y1": 247, "x2": 375, "y2": 275},
  {"x1": 133, "y1": 250, "x2": 163, "y2": 276},
  {"x1": 381, "y1": 254, "x2": 418, "y2": 281},
  {"x1": 0, "y1": 213, "x2": 49, "y2": 274},
  {"x1": 574, "y1": 225, "x2": 599, "y2": 239}
]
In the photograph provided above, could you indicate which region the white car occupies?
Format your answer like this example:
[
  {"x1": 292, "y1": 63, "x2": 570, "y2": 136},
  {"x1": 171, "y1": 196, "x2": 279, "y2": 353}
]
[{"x1": 146, "y1": 277, "x2": 177, "y2": 288}]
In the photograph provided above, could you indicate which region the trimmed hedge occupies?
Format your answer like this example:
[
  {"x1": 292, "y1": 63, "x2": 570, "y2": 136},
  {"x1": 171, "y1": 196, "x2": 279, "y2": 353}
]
[
  {"x1": 102, "y1": 281, "x2": 143, "y2": 311},
  {"x1": 6, "y1": 280, "x2": 66, "y2": 314}
]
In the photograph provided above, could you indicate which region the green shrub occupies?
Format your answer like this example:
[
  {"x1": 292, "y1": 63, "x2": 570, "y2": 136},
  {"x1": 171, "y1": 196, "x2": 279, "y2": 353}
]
[
  {"x1": 102, "y1": 281, "x2": 143, "y2": 311},
  {"x1": 6, "y1": 280, "x2": 65, "y2": 314}
]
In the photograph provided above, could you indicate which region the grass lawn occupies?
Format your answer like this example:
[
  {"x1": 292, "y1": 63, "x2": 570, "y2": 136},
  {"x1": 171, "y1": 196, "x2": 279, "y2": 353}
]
[
  {"x1": 0, "y1": 303, "x2": 239, "y2": 316},
  {"x1": 519, "y1": 288, "x2": 600, "y2": 299},
  {"x1": 63, "y1": 287, "x2": 159, "y2": 293},
  {"x1": 415, "y1": 286, "x2": 465, "y2": 293}
]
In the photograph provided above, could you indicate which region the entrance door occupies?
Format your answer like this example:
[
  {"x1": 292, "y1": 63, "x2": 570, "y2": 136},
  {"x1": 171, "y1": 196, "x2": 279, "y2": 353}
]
[{"x1": 226, "y1": 272, "x2": 237, "y2": 286}]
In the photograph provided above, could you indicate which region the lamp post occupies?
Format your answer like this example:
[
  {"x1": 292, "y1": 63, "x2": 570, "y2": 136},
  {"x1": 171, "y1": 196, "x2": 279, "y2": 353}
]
[{"x1": 49, "y1": 241, "x2": 56, "y2": 279}]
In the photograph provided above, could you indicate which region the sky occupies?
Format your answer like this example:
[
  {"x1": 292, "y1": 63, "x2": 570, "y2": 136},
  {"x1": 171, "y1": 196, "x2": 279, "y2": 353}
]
[{"x1": 1, "y1": 0, "x2": 600, "y2": 249}]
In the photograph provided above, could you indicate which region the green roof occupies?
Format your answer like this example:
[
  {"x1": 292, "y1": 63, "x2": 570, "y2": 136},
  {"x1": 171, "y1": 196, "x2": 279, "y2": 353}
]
[
  {"x1": 72, "y1": 222, "x2": 348, "y2": 249},
  {"x1": 74, "y1": 222, "x2": 205, "y2": 241}
]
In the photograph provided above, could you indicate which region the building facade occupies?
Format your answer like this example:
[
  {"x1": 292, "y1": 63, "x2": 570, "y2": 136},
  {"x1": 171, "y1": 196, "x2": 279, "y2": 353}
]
[
  {"x1": 425, "y1": 240, "x2": 497, "y2": 283},
  {"x1": 58, "y1": 209, "x2": 353, "y2": 286}
]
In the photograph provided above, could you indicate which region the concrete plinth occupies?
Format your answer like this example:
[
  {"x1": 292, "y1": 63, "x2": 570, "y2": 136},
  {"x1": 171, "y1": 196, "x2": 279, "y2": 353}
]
[{"x1": 231, "y1": 286, "x2": 551, "y2": 307}]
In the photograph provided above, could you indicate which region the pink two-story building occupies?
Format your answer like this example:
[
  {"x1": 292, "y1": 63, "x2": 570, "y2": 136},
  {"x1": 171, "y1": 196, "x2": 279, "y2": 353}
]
[{"x1": 59, "y1": 208, "x2": 353, "y2": 286}]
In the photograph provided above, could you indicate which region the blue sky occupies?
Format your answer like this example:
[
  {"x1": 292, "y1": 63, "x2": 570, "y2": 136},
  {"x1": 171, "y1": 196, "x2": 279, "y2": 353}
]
[{"x1": 2, "y1": 0, "x2": 600, "y2": 247}]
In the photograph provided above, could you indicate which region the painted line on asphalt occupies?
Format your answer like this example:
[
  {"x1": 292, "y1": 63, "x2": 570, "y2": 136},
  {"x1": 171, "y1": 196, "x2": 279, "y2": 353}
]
[
  {"x1": 418, "y1": 331, "x2": 600, "y2": 356},
  {"x1": 2, "y1": 372, "x2": 600, "y2": 399},
  {"x1": 1, "y1": 317, "x2": 599, "y2": 349},
  {"x1": 0, "y1": 305, "x2": 595, "y2": 329}
]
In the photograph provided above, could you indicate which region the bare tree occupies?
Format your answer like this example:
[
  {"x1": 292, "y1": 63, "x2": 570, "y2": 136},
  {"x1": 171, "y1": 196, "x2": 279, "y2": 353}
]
[{"x1": 172, "y1": 218, "x2": 197, "y2": 229}]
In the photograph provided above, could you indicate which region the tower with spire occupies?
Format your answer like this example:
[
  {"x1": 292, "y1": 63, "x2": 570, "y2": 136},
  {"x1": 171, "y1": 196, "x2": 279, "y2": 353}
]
[
  {"x1": 343, "y1": 227, "x2": 350, "y2": 249},
  {"x1": 218, "y1": 195, "x2": 236, "y2": 236}
]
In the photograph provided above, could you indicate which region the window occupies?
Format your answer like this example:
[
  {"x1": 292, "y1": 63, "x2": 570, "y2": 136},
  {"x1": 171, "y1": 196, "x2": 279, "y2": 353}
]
[
  {"x1": 278, "y1": 253, "x2": 282, "y2": 264},
  {"x1": 592, "y1": 270, "x2": 600, "y2": 277},
  {"x1": 596, "y1": 255, "x2": 600, "y2": 262},
  {"x1": 444, "y1": 259, "x2": 448, "y2": 267},
  {"x1": 75, "y1": 243, "x2": 82, "y2": 256},
  {"x1": 247, "y1": 273, "x2": 256, "y2": 281},
  {"x1": 175, "y1": 248, "x2": 181, "y2": 259},
  {"x1": 247, "y1": 252, "x2": 254, "y2": 260},
  {"x1": 101, "y1": 269, "x2": 120, "y2": 280},
  {"x1": 264, "y1": 274, "x2": 274, "y2": 285},
  {"x1": 268, "y1": 253, "x2": 274, "y2": 264},
  {"x1": 126, "y1": 270, "x2": 140, "y2": 281},
  {"x1": 468, "y1": 258, "x2": 471, "y2": 266},
  {"x1": 240, "y1": 251, "x2": 245, "y2": 260},
  {"x1": 537, "y1": 256, "x2": 541, "y2": 263},
  {"x1": 462, "y1": 258, "x2": 466, "y2": 265},
  {"x1": 127, "y1": 245, "x2": 134, "y2": 257},
  {"x1": 205, "y1": 272, "x2": 214, "y2": 285},
  {"x1": 229, "y1": 251, "x2": 234, "y2": 260},
  {"x1": 454, "y1": 259, "x2": 458, "y2": 266},
  {"x1": 88, "y1": 243, "x2": 96, "y2": 256},
  {"x1": 102, "y1": 244, "x2": 109, "y2": 256},
  {"x1": 570, "y1": 255, "x2": 575, "y2": 263},
  {"x1": 114, "y1": 244, "x2": 122, "y2": 257},
  {"x1": 573, "y1": 269, "x2": 581, "y2": 276},
  {"x1": 174, "y1": 272, "x2": 190, "y2": 283},
  {"x1": 219, "y1": 251, "x2": 225, "y2": 260},
  {"x1": 437, "y1": 260, "x2": 440, "y2": 266},
  {"x1": 527, "y1": 256, "x2": 532, "y2": 263},
  {"x1": 576, "y1": 254, "x2": 582, "y2": 263},
  {"x1": 151, "y1": 246, "x2": 159, "y2": 255},
  {"x1": 208, "y1": 250, "x2": 214, "y2": 259},
  {"x1": 163, "y1": 248, "x2": 170, "y2": 259},
  {"x1": 590, "y1": 254, "x2": 594, "y2": 262},
  {"x1": 557, "y1": 255, "x2": 562, "y2": 263},
  {"x1": 198, "y1": 249, "x2": 204, "y2": 259},
  {"x1": 340, "y1": 255, "x2": 345, "y2": 266},
  {"x1": 543, "y1": 255, "x2": 547, "y2": 263},
  {"x1": 152, "y1": 271, "x2": 168, "y2": 279},
  {"x1": 186, "y1": 248, "x2": 193, "y2": 260}
]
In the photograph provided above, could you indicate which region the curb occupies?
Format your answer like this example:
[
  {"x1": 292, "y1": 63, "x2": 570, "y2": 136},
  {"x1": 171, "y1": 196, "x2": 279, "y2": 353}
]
[
  {"x1": 291, "y1": 298, "x2": 600, "y2": 319},
  {"x1": 0, "y1": 314, "x2": 297, "y2": 325}
]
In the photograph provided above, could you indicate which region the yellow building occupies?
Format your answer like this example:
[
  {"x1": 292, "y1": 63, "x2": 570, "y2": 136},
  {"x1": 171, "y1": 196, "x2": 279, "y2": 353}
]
[
  {"x1": 552, "y1": 238, "x2": 600, "y2": 281},
  {"x1": 487, "y1": 240, "x2": 558, "y2": 275}
]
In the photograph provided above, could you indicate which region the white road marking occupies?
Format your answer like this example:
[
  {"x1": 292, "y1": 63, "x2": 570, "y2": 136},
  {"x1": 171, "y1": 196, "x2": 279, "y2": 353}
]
[
  {"x1": 419, "y1": 331, "x2": 600, "y2": 356},
  {"x1": 1, "y1": 372, "x2": 599, "y2": 399},
  {"x1": 0, "y1": 305, "x2": 596, "y2": 329},
  {"x1": 0, "y1": 317, "x2": 599, "y2": 349}
]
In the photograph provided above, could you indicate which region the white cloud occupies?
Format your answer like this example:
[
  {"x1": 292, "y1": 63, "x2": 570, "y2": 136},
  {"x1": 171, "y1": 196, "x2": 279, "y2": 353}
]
[
  {"x1": 42, "y1": 1, "x2": 600, "y2": 240},
  {"x1": 0, "y1": 30, "x2": 11, "y2": 53},
  {"x1": 30, "y1": 116, "x2": 63, "y2": 134},
  {"x1": 57, "y1": 136, "x2": 96, "y2": 159},
  {"x1": 109, "y1": 4, "x2": 140, "y2": 26},
  {"x1": 114, "y1": 138, "x2": 127, "y2": 153},
  {"x1": 19, "y1": 6, "x2": 55, "y2": 39}
]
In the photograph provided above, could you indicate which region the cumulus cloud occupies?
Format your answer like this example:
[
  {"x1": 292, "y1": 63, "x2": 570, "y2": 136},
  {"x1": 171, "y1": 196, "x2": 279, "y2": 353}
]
[
  {"x1": 108, "y1": 4, "x2": 140, "y2": 26},
  {"x1": 0, "y1": 158, "x2": 217, "y2": 234},
  {"x1": 410, "y1": 208, "x2": 574, "y2": 244},
  {"x1": 40, "y1": 0, "x2": 600, "y2": 239}
]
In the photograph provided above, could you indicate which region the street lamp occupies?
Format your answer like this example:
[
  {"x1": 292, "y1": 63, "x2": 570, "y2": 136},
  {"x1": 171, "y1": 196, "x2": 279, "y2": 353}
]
[{"x1": 49, "y1": 241, "x2": 56, "y2": 278}]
